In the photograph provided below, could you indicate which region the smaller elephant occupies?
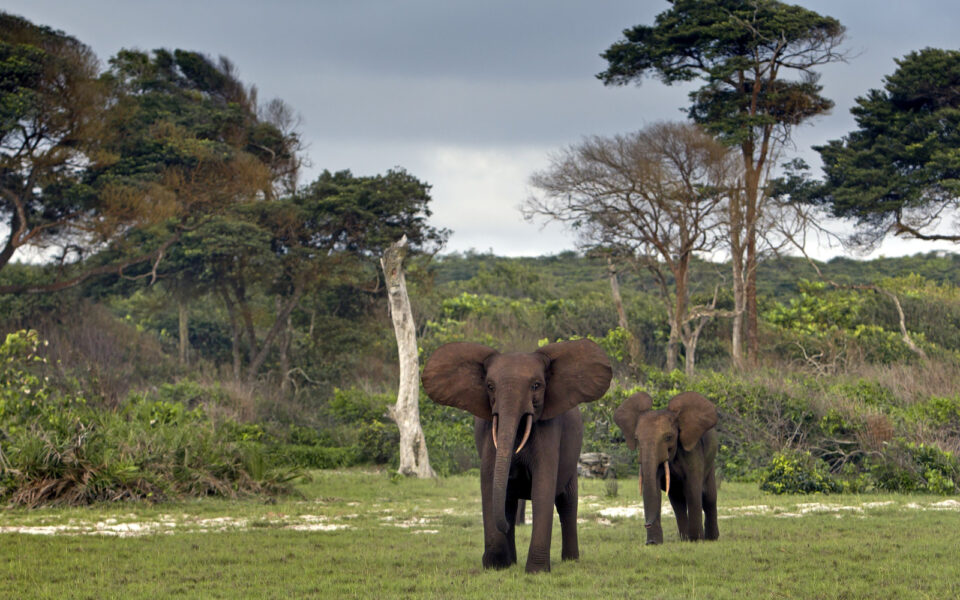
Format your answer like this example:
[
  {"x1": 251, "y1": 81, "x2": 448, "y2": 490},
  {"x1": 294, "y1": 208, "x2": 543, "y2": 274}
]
[{"x1": 614, "y1": 391, "x2": 719, "y2": 545}]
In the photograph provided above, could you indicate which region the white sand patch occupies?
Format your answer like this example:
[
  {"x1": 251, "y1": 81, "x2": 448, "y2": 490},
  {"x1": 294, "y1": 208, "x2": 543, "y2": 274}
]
[
  {"x1": 795, "y1": 503, "x2": 863, "y2": 514},
  {"x1": 598, "y1": 506, "x2": 642, "y2": 519},
  {"x1": 387, "y1": 517, "x2": 436, "y2": 529},
  {"x1": 412, "y1": 530, "x2": 439, "y2": 534},
  {"x1": 929, "y1": 499, "x2": 960, "y2": 510},
  {"x1": 0, "y1": 525, "x2": 78, "y2": 535},
  {"x1": 728, "y1": 505, "x2": 771, "y2": 512},
  {"x1": 0, "y1": 513, "x2": 355, "y2": 537},
  {"x1": 862, "y1": 501, "x2": 895, "y2": 509},
  {"x1": 597, "y1": 505, "x2": 674, "y2": 519},
  {"x1": 288, "y1": 523, "x2": 350, "y2": 532}
]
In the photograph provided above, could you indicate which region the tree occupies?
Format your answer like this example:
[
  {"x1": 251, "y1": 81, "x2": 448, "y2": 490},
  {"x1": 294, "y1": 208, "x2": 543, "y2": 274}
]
[
  {"x1": 381, "y1": 235, "x2": 435, "y2": 478},
  {"x1": 526, "y1": 122, "x2": 736, "y2": 374},
  {"x1": 197, "y1": 168, "x2": 448, "y2": 384},
  {"x1": 0, "y1": 42, "x2": 303, "y2": 295},
  {"x1": 810, "y1": 48, "x2": 960, "y2": 247},
  {"x1": 598, "y1": 0, "x2": 846, "y2": 362},
  {"x1": 0, "y1": 13, "x2": 106, "y2": 275}
]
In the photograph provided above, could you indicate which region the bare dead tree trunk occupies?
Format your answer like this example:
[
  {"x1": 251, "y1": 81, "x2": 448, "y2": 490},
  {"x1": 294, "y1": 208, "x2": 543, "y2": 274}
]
[
  {"x1": 177, "y1": 296, "x2": 189, "y2": 366},
  {"x1": 381, "y1": 235, "x2": 435, "y2": 479},
  {"x1": 607, "y1": 258, "x2": 642, "y2": 367}
]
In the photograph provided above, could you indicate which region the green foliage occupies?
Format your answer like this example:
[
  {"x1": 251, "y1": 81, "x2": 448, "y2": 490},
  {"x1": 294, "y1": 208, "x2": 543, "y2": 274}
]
[
  {"x1": 759, "y1": 450, "x2": 843, "y2": 495},
  {"x1": 871, "y1": 440, "x2": 960, "y2": 494},
  {"x1": 419, "y1": 393, "x2": 477, "y2": 476},
  {"x1": 764, "y1": 280, "x2": 934, "y2": 366},
  {"x1": 0, "y1": 331, "x2": 297, "y2": 506},
  {"x1": 813, "y1": 48, "x2": 960, "y2": 244},
  {"x1": 599, "y1": 0, "x2": 844, "y2": 145}
]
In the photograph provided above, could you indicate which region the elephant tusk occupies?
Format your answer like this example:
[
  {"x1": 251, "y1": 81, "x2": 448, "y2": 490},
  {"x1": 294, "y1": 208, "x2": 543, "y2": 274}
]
[
  {"x1": 515, "y1": 414, "x2": 533, "y2": 454},
  {"x1": 492, "y1": 414, "x2": 498, "y2": 450},
  {"x1": 664, "y1": 461, "x2": 670, "y2": 496}
]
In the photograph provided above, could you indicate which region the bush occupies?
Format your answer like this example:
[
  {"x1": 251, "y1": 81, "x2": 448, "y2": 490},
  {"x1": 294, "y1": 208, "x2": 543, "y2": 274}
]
[
  {"x1": 0, "y1": 331, "x2": 298, "y2": 506},
  {"x1": 759, "y1": 450, "x2": 843, "y2": 495},
  {"x1": 267, "y1": 444, "x2": 359, "y2": 469},
  {"x1": 871, "y1": 439, "x2": 960, "y2": 494}
]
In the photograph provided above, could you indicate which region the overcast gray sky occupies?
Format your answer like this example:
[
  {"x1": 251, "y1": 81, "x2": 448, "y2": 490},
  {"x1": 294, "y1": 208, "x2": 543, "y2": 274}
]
[{"x1": 7, "y1": 0, "x2": 960, "y2": 258}]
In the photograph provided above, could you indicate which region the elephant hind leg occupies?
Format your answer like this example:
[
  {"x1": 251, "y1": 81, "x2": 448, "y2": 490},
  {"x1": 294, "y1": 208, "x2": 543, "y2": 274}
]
[
  {"x1": 703, "y1": 470, "x2": 719, "y2": 541},
  {"x1": 555, "y1": 483, "x2": 579, "y2": 561}
]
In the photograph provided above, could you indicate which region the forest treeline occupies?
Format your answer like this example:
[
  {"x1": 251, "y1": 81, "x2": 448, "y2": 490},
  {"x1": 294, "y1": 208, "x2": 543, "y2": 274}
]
[{"x1": 4, "y1": 3, "x2": 960, "y2": 505}]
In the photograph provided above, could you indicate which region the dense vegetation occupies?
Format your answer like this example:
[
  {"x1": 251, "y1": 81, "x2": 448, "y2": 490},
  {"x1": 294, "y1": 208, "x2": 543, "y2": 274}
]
[
  {"x1": 4, "y1": 5, "x2": 960, "y2": 507},
  {"x1": 5, "y1": 247, "x2": 960, "y2": 504}
]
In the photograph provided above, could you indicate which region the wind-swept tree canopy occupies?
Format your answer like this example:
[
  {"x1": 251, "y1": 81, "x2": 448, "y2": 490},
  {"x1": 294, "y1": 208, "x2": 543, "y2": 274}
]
[
  {"x1": 0, "y1": 12, "x2": 105, "y2": 273},
  {"x1": 0, "y1": 21, "x2": 304, "y2": 294},
  {"x1": 811, "y1": 48, "x2": 960, "y2": 247}
]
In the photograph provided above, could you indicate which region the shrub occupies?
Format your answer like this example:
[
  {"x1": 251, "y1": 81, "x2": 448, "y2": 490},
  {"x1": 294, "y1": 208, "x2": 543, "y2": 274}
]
[
  {"x1": 759, "y1": 450, "x2": 843, "y2": 495},
  {"x1": 0, "y1": 331, "x2": 298, "y2": 506},
  {"x1": 871, "y1": 439, "x2": 960, "y2": 494}
]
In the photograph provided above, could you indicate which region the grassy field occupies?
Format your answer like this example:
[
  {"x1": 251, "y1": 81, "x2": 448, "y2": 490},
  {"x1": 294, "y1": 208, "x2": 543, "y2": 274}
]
[{"x1": 2, "y1": 469, "x2": 960, "y2": 599}]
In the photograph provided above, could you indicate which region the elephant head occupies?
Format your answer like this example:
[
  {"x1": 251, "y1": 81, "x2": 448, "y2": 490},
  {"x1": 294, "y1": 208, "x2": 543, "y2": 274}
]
[
  {"x1": 421, "y1": 339, "x2": 612, "y2": 535},
  {"x1": 614, "y1": 391, "x2": 717, "y2": 544}
]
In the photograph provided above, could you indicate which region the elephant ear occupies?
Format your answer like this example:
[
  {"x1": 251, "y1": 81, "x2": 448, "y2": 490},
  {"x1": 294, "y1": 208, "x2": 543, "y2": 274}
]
[
  {"x1": 536, "y1": 339, "x2": 612, "y2": 421},
  {"x1": 667, "y1": 392, "x2": 718, "y2": 452},
  {"x1": 613, "y1": 392, "x2": 653, "y2": 450},
  {"x1": 421, "y1": 342, "x2": 499, "y2": 420}
]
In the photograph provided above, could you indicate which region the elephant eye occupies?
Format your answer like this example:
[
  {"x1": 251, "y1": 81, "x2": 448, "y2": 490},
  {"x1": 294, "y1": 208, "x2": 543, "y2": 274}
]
[
  {"x1": 531, "y1": 381, "x2": 541, "y2": 391},
  {"x1": 486, "y1": 382, "x2": 495, "y2": 392},
  {"x1": 664, "y1": 434, "x2": 674, "y2": 442}
]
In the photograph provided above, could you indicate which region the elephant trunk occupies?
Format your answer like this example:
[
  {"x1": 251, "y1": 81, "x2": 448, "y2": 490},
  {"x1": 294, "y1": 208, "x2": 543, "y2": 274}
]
[
  {"x1": 491, "y1": 413, "x2": 523, "y2": 535},
  {"x1": 640, "y1": 453, "x2": 664, "y2": 544}
]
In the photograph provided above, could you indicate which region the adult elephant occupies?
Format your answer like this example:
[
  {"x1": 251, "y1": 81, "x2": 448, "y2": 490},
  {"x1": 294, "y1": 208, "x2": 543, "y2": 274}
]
[
  {"x1": 421, "y1": 339, "x2": 612, "y2": 573},
  {"x1": 614, "y1": 391, "x2": 719, "y2": 545}
]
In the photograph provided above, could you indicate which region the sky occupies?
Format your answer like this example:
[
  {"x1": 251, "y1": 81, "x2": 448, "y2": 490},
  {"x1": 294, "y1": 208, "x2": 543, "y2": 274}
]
[{"x1": 6, "y1": 0, "x2": 960, "y2": 259}]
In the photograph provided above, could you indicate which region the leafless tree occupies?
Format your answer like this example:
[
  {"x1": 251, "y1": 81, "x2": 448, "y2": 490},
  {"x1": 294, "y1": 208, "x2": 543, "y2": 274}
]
[{"x1": 526, "y1": 122, "x2": 739, "y2": 374}]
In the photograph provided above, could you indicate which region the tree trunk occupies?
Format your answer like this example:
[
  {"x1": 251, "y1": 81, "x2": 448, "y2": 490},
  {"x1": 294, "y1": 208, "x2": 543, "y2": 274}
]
[
  {"x1": 743, "y1": 154, "x2": 761, "y2": 362},
  {"x1": 666, "y1": 258, "x2": 689, "y2": 373},
  {"x1": 177, "y1": 295, "x2": 189, "y2": 366},
  {"x1": 607, "y1": 259, "x2": 641, "y2": 367},
  {"x1": 381, "y1": 235, "x2": 435, "y2": 479},
  {"x1": 219, "y1": 287, "x2": 242, "y2": 381},
  {"x1": 728, "y1": 185, "x2": 747, "y2": 370},
  {"x1": 745, "y1": 237, "x2": 759, "y2": 361},
  {"x1": 246, "y1": 284, "x2": 305, "y2": 383},
  {"x1": 277, "y1": 297, "x2": 293, "y2": 395}
]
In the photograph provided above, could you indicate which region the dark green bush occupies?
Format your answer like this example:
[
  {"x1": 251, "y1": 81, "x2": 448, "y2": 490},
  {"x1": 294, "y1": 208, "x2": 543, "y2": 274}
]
[
  {"x1": 759, "y1": 450, "x2": 843, "y2": 495},
  {"x1": 267, "y1": 444, "x2": 359, "y2": 469},
  {"x1": 420, "y1": 392, "x2": 477, "y2": 476},
  {"x1": 871, "y1": 439, "x2": 960, "y2": 494}
]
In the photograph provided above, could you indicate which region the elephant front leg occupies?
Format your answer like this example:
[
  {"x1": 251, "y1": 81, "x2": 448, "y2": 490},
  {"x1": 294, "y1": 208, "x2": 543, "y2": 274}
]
[
  {"x1": 526, "y1": 455, "x2": 560, "y2": 573},
  {"x1": 479, "y1": 465, "x2": 515, "y2": 569}
]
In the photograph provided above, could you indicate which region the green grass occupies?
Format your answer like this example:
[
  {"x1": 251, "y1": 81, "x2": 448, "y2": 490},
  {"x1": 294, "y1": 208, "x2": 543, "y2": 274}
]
[{"x1": 2, "y1": 469, "x2": 960, "y2": 599}]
